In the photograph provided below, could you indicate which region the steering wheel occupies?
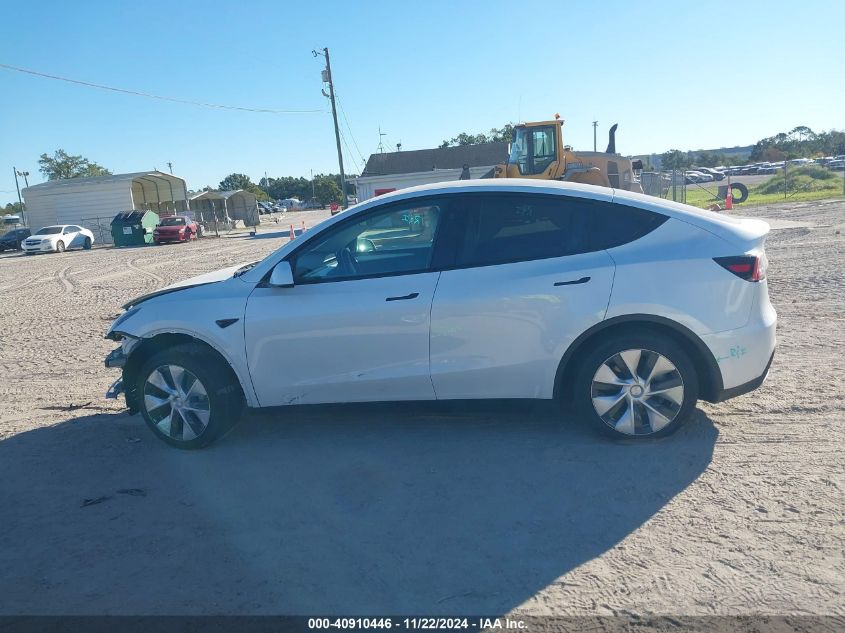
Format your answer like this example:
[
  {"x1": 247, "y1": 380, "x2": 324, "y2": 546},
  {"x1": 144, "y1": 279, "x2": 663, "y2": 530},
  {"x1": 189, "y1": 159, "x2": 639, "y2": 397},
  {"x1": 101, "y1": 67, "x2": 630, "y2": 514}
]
[{"x1": 338, "y1": 247, "x2": 359, "y2": 275}]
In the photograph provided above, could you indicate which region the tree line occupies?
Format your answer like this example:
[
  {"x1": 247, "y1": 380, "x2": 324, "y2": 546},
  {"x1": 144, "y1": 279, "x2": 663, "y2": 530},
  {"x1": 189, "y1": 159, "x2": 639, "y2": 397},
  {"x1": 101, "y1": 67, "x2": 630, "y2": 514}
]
[
  {"x1": 661, "y1": 126, "x2": 845, "y2": 170},
  {"x1": 215, "y1": 172, "x2": 352, "y2": 206}
]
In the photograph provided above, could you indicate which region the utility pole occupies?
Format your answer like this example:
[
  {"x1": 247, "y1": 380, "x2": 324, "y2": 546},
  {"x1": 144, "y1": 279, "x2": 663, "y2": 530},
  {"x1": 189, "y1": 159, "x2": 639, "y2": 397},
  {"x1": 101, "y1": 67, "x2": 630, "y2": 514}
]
[
  {"x1": 311, "y1": 168, "x2": 316, "y2": 199},
  {"x1": 592, "y1": 121, "x2": 598, "y2": 152},
  {"x1": 314, "y1": 47, "x2": 348, "y2": 209},
  {"x1": 12, "y1": 167, "x2": 25, "y2": 226},
  {"x1": 166, "y1": 162, "x2": 173, "y2": 174}
]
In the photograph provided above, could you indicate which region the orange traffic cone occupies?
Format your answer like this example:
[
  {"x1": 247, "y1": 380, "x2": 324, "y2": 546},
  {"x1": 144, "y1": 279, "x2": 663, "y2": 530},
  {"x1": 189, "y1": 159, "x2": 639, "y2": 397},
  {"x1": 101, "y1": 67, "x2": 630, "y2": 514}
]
[
  {"x1": 725, "y1": 184, "x2": 733, "y2": 210},
  {"x1": 289, "y1": 224, "x2": 295, "y2": 239}
]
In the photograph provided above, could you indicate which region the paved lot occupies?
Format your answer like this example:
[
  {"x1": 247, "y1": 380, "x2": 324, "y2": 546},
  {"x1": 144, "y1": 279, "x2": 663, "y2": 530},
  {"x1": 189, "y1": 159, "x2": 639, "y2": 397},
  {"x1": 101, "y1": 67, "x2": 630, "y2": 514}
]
[{"x1": 0, "y1": 201, "x2": 842, "y2": 616}]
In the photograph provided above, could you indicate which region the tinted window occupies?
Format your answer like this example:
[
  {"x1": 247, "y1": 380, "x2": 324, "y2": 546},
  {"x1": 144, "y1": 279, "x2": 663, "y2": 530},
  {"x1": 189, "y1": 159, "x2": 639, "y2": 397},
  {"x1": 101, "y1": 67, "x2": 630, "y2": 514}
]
[
  {"x1": 292, "y1": 200, "x2": 443, "y2": 283},
  {"x1": 451, "y1": 194, "x2": 667, "y2": 267},
  {"x1": 586, "y1": 201, "x2": 667, "y2": 250},
  {"x1": 454, "y1": 194, "x2": 591, "y2": 267}
]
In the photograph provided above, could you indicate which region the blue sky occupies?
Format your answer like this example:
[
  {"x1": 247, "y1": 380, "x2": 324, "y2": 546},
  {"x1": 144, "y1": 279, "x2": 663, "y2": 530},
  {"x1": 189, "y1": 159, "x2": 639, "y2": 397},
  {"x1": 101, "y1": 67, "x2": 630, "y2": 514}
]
[{"x1": 1, "y1": 0, "x2": 843, "y2": 205}]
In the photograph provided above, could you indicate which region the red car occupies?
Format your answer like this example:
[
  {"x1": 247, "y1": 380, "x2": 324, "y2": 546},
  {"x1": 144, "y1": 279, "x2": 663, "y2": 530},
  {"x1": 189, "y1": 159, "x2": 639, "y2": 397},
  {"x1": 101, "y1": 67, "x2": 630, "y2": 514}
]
[{"x1": 153, "y1": 216, "x2": 198, "y2": 244}]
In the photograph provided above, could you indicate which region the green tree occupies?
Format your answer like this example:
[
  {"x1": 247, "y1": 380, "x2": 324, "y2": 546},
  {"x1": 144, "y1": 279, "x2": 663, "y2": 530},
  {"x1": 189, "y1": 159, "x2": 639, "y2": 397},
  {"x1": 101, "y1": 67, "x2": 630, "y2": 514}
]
[
  {"x1": 312, "y1": 173, "x2": 342, "y2": 205},
  {"x1": 38, "y1": 149, "x2": 112, "y2": 180},
  {"x1": 661, "y1": 149, "x2": 691, "y2": 170},
  {"x1": 440, "y1": 123, "x2": 514, "y2": 148},
  {"x1": 219, "y1": 173, "x2": 254, "y2": 191},
  {"x1": 3, "y1": 202, "x2": 23, "y2": 214},
  {"x1": 219, "y1": 173, "x2": 270, "y2": 201},
  {"x1": 261, "y1": 173, "x2": 354, "y2": 203}
]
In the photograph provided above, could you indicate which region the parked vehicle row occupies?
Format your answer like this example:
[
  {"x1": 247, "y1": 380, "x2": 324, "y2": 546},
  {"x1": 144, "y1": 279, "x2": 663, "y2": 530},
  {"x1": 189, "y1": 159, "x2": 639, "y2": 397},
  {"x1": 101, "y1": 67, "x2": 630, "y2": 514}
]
[{"x1": 258, "y1": 198, "x2": 331, "y2": 214}]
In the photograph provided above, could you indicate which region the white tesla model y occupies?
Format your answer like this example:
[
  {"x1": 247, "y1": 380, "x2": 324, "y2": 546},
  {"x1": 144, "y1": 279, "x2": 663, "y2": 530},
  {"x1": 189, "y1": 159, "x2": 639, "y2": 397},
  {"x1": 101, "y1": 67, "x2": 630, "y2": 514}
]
[{"x1": 105, "y1": 180, "x2": 776, "y2": 448}]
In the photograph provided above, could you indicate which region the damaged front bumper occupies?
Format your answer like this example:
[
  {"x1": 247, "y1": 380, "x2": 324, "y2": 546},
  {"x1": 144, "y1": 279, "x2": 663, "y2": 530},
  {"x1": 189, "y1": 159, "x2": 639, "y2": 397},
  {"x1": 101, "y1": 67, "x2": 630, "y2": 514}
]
[
  {"x1": 106, "y1": 376, "x2": 124, "y2": 399},
  {"x1": 104, "y1": 334, "x2": 139, "y2": 400}
]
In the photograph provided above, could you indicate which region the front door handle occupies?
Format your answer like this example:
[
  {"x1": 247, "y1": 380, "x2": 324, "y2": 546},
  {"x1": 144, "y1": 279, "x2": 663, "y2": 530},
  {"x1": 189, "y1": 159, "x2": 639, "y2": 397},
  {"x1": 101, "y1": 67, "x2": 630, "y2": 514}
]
[
  {"x1": 385, "y1": 292, "x2": 420, "y2": 302},
  {"x1": 554, "y1": 276, "x2": 591, "y2": 286}
]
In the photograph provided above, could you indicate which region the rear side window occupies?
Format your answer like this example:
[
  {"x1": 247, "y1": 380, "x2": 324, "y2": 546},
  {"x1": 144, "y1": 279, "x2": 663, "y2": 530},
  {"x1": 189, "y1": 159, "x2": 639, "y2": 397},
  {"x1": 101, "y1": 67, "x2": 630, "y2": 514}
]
[
  {"x1": 450, "y1": 194, "x2": 667, "y2": 268},
  {"x1": 586, "y1": 201, "x2": 667, "y2": 250},
  {"x1": 452, "y1": 194, "x2": 592, "y2": 267}
]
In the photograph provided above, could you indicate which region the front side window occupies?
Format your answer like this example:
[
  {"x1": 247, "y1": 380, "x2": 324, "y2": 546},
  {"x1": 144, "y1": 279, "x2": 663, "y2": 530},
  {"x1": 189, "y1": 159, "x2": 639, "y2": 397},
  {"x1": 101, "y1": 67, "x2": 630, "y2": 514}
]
[{"x1": 292, "y1": 201, "x2": 443, "y2": 283}]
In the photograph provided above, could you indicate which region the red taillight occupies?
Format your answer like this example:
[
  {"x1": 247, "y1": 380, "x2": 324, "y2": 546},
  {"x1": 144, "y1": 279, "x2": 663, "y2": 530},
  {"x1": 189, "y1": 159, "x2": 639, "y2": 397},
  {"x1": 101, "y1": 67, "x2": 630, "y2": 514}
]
[{"x1": 714, "y1": 255, "x2": 767, "y2": 281}]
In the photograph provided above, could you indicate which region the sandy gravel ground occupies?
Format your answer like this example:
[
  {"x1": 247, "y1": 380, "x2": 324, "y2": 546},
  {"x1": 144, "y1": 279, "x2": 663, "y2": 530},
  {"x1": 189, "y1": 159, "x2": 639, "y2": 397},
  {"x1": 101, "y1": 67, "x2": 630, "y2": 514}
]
[{"x1": 0, "y1": 201, "x2": 842, "y2": 616}]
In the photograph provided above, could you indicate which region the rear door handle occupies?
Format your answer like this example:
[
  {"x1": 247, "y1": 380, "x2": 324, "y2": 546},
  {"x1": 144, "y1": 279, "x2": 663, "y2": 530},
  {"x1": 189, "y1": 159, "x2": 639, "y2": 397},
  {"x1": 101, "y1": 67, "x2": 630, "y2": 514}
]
[
  {"x1": 554, "y1": 276, "x2": 591, "y2": 286},
  {"x1": 385, "y1": 292, "x2": 420, "y2": 302}
]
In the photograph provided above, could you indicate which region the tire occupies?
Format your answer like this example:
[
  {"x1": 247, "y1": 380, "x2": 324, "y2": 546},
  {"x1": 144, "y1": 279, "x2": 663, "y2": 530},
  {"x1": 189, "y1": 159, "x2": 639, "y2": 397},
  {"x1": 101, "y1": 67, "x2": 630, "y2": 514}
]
[
  {"x1": 135, "y1": 344, "x2": 244, "y2": 449},
  {"x1": 55, "y1": 241, "x2": 65, "y2": 253},
  {"x1": 730, "y1": 182, "x2": 749, "y2": 204},
  {"x1": 83, "y1": 237, "x2": 92, "y2": 250},
  {"x1": 574, "y1": 329, "x2": 699, "y2": 439}
]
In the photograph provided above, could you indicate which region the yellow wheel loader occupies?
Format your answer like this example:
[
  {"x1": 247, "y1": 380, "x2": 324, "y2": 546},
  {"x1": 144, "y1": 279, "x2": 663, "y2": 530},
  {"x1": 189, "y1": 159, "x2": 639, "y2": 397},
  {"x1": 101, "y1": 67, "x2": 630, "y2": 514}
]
[{"x1": 489, "y1": 117, "x2": 644, "y2": 193}]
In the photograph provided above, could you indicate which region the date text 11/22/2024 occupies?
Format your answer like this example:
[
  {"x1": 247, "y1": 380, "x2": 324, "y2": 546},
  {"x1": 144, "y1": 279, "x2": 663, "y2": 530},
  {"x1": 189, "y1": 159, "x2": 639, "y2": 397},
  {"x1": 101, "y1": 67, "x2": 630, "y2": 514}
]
[{"x1": 307, "y1": 617, "x2": 527, "y2": 630}]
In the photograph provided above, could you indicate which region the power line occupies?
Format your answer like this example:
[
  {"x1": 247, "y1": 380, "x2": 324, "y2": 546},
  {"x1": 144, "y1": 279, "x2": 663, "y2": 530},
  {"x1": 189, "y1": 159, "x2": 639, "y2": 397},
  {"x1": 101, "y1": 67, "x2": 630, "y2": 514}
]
[
  {"x1": 337, "y1": 127, "x2": 362, "y2": 174},
  {"x1": 335, "y1": 93, "x2": 368, "y2": 166},
  {"x1": 0, "y1": 62, "x2": 325, "y2": 114}
]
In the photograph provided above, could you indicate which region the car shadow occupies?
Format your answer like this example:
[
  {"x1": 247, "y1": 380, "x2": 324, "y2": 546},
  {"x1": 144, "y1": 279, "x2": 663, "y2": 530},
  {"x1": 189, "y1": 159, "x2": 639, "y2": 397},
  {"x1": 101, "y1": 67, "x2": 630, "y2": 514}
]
[{"x1": 0, "y1": 402, "x2": 717, "y2": 615}]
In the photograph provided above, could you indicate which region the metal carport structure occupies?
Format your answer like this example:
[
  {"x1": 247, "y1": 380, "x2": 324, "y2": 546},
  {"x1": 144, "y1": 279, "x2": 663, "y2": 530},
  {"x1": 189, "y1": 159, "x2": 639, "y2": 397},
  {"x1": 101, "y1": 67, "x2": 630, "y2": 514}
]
[
  {"x1": 21, "y1": 171, "x2": 189, "y2": 244},
  {"x1": 188, "y1": 190, "x2": 259, "y2": 229}
]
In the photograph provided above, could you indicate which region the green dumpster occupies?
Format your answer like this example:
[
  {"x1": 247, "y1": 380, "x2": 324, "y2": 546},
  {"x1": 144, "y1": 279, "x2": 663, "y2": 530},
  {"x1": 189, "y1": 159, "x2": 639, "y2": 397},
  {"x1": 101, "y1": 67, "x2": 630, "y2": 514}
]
[{"x1": 111, "y1": 210, "x2": 159, "y2": 246}]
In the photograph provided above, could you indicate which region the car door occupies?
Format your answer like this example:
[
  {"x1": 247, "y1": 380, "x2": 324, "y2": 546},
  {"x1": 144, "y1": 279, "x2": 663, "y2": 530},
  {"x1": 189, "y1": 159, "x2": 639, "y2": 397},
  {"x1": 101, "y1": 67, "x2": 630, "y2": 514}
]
[
  {"x1": 244, "y1": 197, "x2": 447, "y2": 406},
  {"x1": 430, "y1": 192, "x2": 616, "y2": 400},
  {"x1": 62, "y1": 226, "x2": 83, "y2": 248}
]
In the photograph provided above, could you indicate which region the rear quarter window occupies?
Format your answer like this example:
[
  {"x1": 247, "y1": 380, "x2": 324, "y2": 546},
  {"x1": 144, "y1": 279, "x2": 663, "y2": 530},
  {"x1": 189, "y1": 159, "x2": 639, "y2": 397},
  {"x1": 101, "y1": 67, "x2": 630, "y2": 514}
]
[{"x1": 586, "y1": 201, "x2": 668, "y2": 250}]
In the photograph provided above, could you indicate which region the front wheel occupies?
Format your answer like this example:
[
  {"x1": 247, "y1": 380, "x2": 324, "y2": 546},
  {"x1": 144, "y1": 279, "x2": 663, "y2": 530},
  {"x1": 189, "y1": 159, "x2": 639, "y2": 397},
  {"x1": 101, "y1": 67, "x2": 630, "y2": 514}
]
[
  {"x1": 55, "y1": 241, "x2": 65, "y2": 253},
  {"x1": 136, "y1": 344, "x2": 244, "y2": 449},
  {"x1": 574, "y1": 330, "x2": 699, "y2": 439}
]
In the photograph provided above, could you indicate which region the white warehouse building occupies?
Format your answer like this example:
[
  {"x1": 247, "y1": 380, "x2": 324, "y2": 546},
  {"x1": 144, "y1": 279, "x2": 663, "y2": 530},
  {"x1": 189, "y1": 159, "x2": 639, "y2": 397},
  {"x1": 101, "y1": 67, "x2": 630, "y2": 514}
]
[{"x1": 21, "y1": 171, "x2": 189, "y2": 244}]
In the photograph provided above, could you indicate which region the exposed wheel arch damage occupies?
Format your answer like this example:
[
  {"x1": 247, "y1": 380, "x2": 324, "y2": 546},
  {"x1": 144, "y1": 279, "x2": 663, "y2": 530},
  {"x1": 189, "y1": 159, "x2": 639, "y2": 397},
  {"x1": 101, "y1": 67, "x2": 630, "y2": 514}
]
[
  {"x1": 121, "y1": 333, "x2": 246, "y2": 414},
  {"x1": 554, "y1": 315, "x2": 723, "y2": 404}
]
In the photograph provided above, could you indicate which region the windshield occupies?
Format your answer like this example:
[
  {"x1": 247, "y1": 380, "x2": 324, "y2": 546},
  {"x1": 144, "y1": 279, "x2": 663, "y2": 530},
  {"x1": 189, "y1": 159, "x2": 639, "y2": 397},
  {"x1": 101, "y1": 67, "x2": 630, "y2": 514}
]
[
  {"x1": 509, "y1": 127, "x2": 530, "y2": 172},
  {"x1": 508, "y1": 125, "x2": 557, "y2": 175},
  {"x1": 35, "y1": 227, "x2": 62, "y2": 235},
  {"x1": 160, "y1": 217, "x2": 186, "y2": 226}
]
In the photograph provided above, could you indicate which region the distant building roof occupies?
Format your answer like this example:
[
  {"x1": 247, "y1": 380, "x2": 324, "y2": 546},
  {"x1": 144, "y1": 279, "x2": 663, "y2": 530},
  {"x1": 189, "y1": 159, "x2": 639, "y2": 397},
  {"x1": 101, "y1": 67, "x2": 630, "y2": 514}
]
[
  {"x1": 361, "y1": 142, "x2": 508, "y2": 177},
  {"x1": 22, "y1": 170, "x2": 184, "y2": 192},
  {"x1": 189, "y1": 189, "x2": 256, "y2": 201}
]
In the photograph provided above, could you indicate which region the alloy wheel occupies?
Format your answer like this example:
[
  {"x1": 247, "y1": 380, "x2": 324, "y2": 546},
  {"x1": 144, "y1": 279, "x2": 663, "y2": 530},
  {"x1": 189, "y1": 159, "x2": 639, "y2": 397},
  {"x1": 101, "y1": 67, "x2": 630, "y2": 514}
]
[
  {"x1": 590, "y1": 348, "x2": 684, "y2": 436},
  {"x1": 143, "y1": 364, "x2": 211, "y2": 441}
]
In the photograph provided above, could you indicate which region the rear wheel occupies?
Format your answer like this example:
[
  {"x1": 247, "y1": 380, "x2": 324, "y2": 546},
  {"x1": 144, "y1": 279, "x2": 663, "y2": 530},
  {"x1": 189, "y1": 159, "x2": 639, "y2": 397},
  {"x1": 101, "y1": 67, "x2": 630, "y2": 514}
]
[
  {"x1": 136, "y1": 344, "x2": 243, "y2": 449},
  {"x1": 55, "y1": 241, "x2": 65, "y2": 253},
  {"x1": 83, "y1": 237, "x2": 92, "y2": 250},
  {"x1": 574, "y1": 330, "x2": 699, "y2": 439}
]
